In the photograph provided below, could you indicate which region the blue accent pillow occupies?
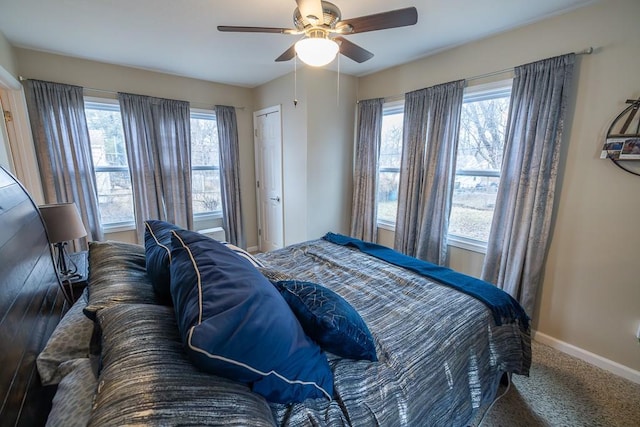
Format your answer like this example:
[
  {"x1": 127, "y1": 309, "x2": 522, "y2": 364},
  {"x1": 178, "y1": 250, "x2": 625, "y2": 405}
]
[
  {"x1": 144, "y1": 220, "x2": 182, "y2": 304},
  {"x1": 170, "y1": 229, "x2": 333, "y2": 403},
  {"x1": 273, "y1": 280, "x2": 377, "y2": 362}
]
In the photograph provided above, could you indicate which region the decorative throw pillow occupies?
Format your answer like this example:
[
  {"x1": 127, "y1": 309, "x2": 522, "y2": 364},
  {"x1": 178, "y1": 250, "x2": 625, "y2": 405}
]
[
  {"x1": 90, "y1": 304, "x2": 275, "y2": 426},
  {"x1": 144, "y1": 219, "x2": 183, "y2": 303},
  {"x1": 45, "y1": 358, "x2": 98, "y2": 427},
  {"x1": 170, "y1": 229, "x2": 333, "y2": 403},
  {"x1": 37, "y1": 288, "x2": 94, "y2": 385},
  {"x1": 84, "y1": 240, "x2": 157, "y2": 317},
  {"x1": 273, "y1": 280, "x2": 377, "y2": 361}
]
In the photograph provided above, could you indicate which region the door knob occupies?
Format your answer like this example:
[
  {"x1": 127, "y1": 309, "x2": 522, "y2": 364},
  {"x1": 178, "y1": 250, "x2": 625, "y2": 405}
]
[{"x1": 270, "y1": 196, "x2": 281, "y2": 202}]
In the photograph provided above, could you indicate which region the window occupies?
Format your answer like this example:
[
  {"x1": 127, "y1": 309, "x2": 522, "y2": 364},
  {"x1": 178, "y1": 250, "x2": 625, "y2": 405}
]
[
  {"x1": 86, "y1": 100, "x2": 222, "y2": 231},
  {"x1": 449, "y1": 81, "x2": 511, "y2": 248},
  {"x1": 190, "y1": 111, "x2": 222, "y2": 217},
  {"x1": 376, "y1": 102, "x2": 404, "y2": 226},
  {"x1": 85, "y1": 100, "x2": 135, "y2": 228}
]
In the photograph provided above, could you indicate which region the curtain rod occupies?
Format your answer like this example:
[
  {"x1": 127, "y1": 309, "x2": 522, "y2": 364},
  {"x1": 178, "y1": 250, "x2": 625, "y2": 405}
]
[
  {"x1": 359, "y1": 47, "x2": 594, "y2": 104},
  {"x1": 17, "y1": 76, "x2": 245, "y2": 111}
]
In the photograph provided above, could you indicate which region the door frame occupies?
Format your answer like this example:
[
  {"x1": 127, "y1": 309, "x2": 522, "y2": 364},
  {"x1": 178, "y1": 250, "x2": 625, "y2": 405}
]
[{"x1": 253, "y1": 105, "x2": 284, "y2": 252}]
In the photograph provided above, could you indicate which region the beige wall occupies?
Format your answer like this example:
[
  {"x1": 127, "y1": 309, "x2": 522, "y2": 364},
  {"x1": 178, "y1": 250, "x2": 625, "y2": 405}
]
[
  {"x1": 0, "y1": 31, "x2": 17, "y2": 79},
  {"x1": 358, "y1": 0, "x2": 640, "y2": 374},
  {"x1": 14, "y1": 48, "x2": 259, "y2": 248},
  {"x1": 253, "y1": 67, "x2": 356, "y2": 245}
]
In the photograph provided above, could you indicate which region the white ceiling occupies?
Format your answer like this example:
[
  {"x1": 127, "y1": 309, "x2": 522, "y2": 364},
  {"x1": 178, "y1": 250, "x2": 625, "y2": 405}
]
[{"x1": 0, "y1": 0, "x2": 596, "y2": 88}]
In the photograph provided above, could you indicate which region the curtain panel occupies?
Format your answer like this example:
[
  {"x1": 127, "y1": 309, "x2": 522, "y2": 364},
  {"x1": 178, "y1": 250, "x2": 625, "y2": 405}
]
[
  {"x1": 350, "y1": 98, "x2": 384, "y2": 242},
  {"x1": 394, "y1": 80, "x2": 465, "y2": 265},
  {"x1": 25, "y1": 79, "x2": 103, "y2": 245},
  {"x1": 118, "y1": 93, "x2": 193, "y2": 242},
  {"x1": 481, "y1": 54, "x2": 575, "y2": 317},
  {"x1": 215, "y1": 105, "x2": 245, "y2": 248}
]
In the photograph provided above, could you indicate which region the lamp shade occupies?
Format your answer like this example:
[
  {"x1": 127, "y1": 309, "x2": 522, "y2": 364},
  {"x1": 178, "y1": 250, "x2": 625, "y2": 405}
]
[
  {"x1": 295, "y1": 37, "x2": 339, "y2": 67},
  {"x1": 39, "y1": 203, "x2": 87, "y2": 243}
]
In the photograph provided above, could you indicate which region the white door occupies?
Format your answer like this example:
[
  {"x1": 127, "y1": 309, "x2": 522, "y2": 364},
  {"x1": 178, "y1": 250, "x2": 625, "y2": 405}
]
[{"x1": 254, "y1": 106, "x2": 284, "y2": 252}]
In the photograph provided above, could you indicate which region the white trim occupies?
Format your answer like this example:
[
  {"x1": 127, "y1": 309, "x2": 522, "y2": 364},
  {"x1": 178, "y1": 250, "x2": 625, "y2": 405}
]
[
  {"x1": 102, "y1": 222, "x2": 135, "y2": 234},
  {"x1": 447, "y1": 235, "x2": 487, "y2": 254},
  {"x1": 376, "y1": 221, "x2": 395, "y2": 232},
  {"x1": 533, "y1": 331, "x2": 640, "y2": 385},
  {"x1": 247, "y1": 245, "x2": 259, "y2": 254},
  {"x1": 0, "y1": 66, "x2": 20, "y2": 90},
  {"x1": 0, "y1": 87, "x2": 44, "y2": 203}
]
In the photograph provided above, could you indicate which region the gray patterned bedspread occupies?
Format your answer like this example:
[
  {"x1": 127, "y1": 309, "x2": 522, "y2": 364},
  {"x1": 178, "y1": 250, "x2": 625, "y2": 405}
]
[{"x1": 256, "y1": 238, "x2": 531, "y2": 427}]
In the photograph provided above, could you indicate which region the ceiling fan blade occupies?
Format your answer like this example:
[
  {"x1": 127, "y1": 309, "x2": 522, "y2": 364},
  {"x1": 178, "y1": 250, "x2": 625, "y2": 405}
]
[
  {"x1": 338, "y1": 7, "x2": 418, "y2": 34},
  {"x1": 217, "y1": 26, "x2": 296, "y2": 34},
  {"x1": 296, "y1": 0, "x2": 324, "y2": 25},
  {"x1": 275, "y1": 44, "x2": 297, "y2": 62},
  {"x1": 334, "y1": 37, "x2": 373, "y2": 63}
]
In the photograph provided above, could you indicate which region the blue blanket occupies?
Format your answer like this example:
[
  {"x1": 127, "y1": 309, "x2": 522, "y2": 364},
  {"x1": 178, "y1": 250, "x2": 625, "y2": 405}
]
[{"x1": 323, "y1": 232, "x2": 529, "y2": 329}]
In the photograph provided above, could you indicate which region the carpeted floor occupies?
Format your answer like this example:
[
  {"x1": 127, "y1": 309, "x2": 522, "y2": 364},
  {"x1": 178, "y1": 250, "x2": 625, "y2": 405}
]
[{"x1": 472, "y1": 341, "x2": 640, "y2": 427}]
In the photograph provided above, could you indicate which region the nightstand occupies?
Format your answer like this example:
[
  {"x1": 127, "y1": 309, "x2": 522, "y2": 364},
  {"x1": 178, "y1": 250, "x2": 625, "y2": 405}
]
[{"x1": 65, "y1": 250, "x2": 88, "y2": 301}]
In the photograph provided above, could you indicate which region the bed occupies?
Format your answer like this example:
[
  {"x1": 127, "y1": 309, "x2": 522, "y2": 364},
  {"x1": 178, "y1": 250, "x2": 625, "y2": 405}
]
[{"x1": 0, "y1": 165, "x2": 531, "y2": 427}]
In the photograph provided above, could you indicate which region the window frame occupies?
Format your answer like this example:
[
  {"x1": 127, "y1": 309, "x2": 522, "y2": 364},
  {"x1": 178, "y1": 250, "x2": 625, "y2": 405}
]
[
  {"x1": 190, "y1": 108, "x2": 222, "y2": 221},
  {"x1": 376, "y1": 100, "x2": 404, "y2": 230},
  {"x1": 84, "y1": 98, "x2": 136, "y2": 233},
  {"x1": 448, "y1": 79, "x2": 512, "y2": 253}
]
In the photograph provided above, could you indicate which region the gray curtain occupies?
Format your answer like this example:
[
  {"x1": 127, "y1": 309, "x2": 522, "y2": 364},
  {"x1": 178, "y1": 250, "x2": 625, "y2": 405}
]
[
  {"x1": 481, "y1": 54, "x2": 575, "y2": 317},
  {"x1": 394, "y1": 80, "x2": 465, "y2": 265},
  {"x1": 118, "y1": 93, "x2": 193, "y2": 242},
  {"x1": 215, "y1": 105, "x2": 245, "y2": 248},
  {"x1": 350, "y1": 98, "x2": 384, "y2": 242},
  {"x1": 25, "y1": 79, "x2": 103, "y2": 245}
]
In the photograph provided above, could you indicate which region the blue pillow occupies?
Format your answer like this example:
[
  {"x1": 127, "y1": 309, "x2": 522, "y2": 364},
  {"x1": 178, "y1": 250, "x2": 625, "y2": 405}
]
[
  {"x1": 169, "y1": 229, "x2": 333, "y2": 403},
  {"x1": 144, "y1": 220, "x2": 182, "y2": 304},
  {"x1": 273, "y1": 280, "x2": 377, "y2": 362},
  {"x1": 220, "y1": 242, "x2": 265, "y2": 269}
]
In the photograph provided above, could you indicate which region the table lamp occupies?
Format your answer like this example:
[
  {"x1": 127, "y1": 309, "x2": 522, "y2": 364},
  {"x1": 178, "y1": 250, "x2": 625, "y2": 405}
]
[{"x1": 39, "y1": 202, "x2": 87, "y2": 280}]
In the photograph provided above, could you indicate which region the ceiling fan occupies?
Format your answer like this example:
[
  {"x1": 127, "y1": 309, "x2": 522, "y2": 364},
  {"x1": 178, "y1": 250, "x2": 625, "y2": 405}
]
[{"x1": 217, "y1": 0, "x2": 418, "y2": 67}]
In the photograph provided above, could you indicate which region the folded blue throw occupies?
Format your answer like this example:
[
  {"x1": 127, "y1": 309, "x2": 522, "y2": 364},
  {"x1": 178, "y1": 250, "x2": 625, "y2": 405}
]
[{"x1": 323, "y1": 232, "x2": 529, "y2": 329}]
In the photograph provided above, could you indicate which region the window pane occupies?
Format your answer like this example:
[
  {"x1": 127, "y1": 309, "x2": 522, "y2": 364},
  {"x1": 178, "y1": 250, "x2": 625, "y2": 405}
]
[
  {"x1": 86, "y1": 102, "x2": 135, "y2": 226},
  {"x1": 377, "y1": 107, "x2": 403, "y2": 223},
  {"x1": 450, "y1": 85, "x2": 510, "y2": 243},
  {"x1": 378, "y1": 171, "x2": 399, "y2": 222},
  {"x1": 191, "y1": 115, "x2": 219, "y2": 167},
  {"x1": 379, "y1": 112, "x2": 403, "y2": 169},
  {"x1": 192, "y1": 169, "x2": 221, "y2": 214},
  {"x1": 449, "y1": 175, "x2": 500, "y2": 241},
  {"x1": 190, "y1": 113, "x2": 221, "y2": 215},
  {"x1": 95, "y1": 170, "x2": 135, "y2": 224}
]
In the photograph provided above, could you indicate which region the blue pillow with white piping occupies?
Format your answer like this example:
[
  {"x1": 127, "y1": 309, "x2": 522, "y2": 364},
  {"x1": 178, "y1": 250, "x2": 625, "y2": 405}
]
[
  {"x1": 169, "y1": 229, "x2": 333, "y2": 403},
  {"x1": 144, "y1": 220, "x2": 181, "y2": 304}
]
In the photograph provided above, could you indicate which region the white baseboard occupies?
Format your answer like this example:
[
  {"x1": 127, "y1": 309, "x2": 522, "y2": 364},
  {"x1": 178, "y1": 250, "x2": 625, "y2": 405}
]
[
  {"x1": 532, "y1": 331, "x2": 640, "y2": 385},
  {"x1": 247, "y1": 246, "x2": 259, "y2": 254}
]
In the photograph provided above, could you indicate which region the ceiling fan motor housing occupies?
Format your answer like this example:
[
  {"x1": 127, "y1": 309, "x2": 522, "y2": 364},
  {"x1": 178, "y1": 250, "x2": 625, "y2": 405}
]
[{"x1": 294, "y1": 1, "x2": 341, "y2": 30}]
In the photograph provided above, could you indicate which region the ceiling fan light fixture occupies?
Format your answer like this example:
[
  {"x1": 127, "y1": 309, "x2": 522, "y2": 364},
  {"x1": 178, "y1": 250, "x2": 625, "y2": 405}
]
[{"x1": 295, "y1": 37, "x2": 339, "y2": 67}]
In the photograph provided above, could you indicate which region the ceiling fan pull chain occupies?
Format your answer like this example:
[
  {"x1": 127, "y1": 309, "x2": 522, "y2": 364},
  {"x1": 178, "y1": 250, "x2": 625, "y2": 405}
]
[
  {"x1": 337, "y1": 53, "x2": 340, "y2": 107},
  {"x1": 294, "y1": 55, "x2": 298, "y2": 107}
]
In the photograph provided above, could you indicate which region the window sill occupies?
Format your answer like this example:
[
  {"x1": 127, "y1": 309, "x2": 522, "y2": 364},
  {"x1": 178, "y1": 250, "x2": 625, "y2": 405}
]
[
  {"x1": 447, "y1": 235, "x2": 487, "y2": 254},
  {"x1": 194, "y1": 211, "x2": 223, "y2": 221},
  {"x1": 376, "y1": 223, "x2": 487, "y2": 254},
  {"x1": 103, "y1": 222, "x2": 136, "y2": 234},
  {"x1": 376, "y1": 221, "x2": 396, "y2": 232}
]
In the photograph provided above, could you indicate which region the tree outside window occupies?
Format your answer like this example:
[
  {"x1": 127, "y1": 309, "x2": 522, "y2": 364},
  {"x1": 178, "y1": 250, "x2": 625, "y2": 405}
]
[
  {"x1": 377, "y1": 103, "x2": 403, "y2": 224},
  {"x1": 449, "y1": 82, "x2": 511, "y2": 243},
  {"x1": 85, "y1": 101, "x2": 135, "y2": 226},
  {"x1": 190, "y1": 112, "x2": 221, "y2": 216}
]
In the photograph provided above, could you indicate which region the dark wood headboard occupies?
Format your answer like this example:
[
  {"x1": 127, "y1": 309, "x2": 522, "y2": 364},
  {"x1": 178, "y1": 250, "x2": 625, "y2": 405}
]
[{"x1": 0, "y1": 166, "x2": 66, "y2": 427}]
